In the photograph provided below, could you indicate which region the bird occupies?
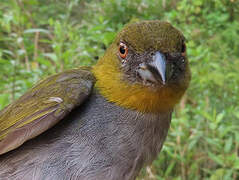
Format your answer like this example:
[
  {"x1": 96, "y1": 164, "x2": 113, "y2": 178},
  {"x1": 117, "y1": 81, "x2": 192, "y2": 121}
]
[{"x1": 0, "y1": 20, "x2": 190, "y2": 180}]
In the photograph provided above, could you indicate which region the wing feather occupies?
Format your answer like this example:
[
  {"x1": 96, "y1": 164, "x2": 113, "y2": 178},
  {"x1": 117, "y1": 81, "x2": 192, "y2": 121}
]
[{"x1": 0, "y1": 67, "x2": 95, "y2": 155}]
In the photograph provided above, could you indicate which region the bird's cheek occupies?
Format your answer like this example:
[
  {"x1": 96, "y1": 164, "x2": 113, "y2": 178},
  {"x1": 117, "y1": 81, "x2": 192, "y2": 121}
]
[
  {"x1": 165, "y1": 62, "x2": 174, "y2": 81},
  {"x1": 121, "y1": 59, "x2": 127, "y2": 67},
  {"x1": 137, "y1": 63, "x2": 157, "y2": 84}
]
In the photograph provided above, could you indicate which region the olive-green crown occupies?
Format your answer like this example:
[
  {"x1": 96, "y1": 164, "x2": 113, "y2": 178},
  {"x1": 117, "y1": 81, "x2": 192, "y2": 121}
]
[{"x1": 115, "y1": 20, "x2": 185, "y2": 53}]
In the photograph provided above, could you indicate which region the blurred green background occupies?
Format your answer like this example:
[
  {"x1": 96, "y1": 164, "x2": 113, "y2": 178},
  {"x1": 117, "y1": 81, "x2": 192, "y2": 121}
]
[{"x1": 0, "y1": 0, "x2": 238, "y2": 179}]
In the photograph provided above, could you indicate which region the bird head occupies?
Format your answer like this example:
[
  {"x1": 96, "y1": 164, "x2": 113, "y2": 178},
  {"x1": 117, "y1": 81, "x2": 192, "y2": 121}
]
[{"x1": 93, "y1": 20, "x2": 191, "y2": 113}]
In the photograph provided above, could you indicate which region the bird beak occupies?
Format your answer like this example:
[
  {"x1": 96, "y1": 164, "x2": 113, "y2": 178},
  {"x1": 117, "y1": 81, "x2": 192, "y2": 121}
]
[
  {"x1": 149, "y1": 51, "x2": 166, "y2": 84},
  {"x1": 137, "y1": 51, "x2": 168, "y2": 85}
]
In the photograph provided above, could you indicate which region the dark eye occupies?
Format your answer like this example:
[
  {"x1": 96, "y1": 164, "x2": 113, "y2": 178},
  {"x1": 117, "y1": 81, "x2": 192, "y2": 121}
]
[
  {"x1": 119, "y1": 42, "x2": 128, "y2": 59},
  {"x1": 181, "y1": 42, "x2": 186, "y2": 56}
]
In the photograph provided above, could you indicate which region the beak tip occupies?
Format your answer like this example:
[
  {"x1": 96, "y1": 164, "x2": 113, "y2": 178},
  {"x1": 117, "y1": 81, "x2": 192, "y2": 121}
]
[{"x1": 154, "y1": 51, "x2": 167, "y2": 85}]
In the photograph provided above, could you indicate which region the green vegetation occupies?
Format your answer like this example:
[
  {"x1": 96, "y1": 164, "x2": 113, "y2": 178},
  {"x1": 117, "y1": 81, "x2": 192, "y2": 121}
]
[{"x1": 0, "y1": 0, "x2": 238, "y2": 179}]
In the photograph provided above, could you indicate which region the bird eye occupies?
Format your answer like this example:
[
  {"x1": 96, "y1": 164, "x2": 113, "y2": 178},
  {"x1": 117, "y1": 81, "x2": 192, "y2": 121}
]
[
  {"x1": 181, "y1": 42, "x2": 186, "y2": 56},
  {"x1": 119, "y1": 42, "x2": 128, "y2": 59}
]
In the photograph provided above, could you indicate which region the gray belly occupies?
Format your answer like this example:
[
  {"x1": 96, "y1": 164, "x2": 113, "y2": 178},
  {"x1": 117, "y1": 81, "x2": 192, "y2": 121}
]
[{"x1": 0, "y1": 91, "x2": 172, "y2": 180}]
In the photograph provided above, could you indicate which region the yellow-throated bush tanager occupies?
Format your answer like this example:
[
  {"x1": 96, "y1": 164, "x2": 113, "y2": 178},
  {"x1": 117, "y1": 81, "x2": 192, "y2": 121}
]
[{"x1": 0, "y1": 20, "x2": 190, "y2": 180}]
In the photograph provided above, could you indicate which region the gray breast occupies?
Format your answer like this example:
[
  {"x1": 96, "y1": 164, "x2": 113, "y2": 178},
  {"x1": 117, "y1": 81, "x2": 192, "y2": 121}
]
[{"x1": 0, "y1": 91, "x2": 172, "y2": 180}]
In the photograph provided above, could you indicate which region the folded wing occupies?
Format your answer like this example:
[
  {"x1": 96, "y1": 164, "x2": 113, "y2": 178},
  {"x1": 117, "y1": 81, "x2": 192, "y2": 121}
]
[{"x1": 0, "y1": 67, "x2": 95, "y2": 155}]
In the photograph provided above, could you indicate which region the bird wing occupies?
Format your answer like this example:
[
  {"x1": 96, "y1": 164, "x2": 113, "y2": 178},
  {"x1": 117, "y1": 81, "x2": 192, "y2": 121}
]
[{"x1": 0, "y1": 67, "x2": 95, "y2": 155}]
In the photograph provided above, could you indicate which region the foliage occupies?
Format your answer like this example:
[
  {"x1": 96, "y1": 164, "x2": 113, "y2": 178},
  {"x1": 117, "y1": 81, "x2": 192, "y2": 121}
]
[{"x1": 0, "y1": 0, "x2": 238, "y2": 179}]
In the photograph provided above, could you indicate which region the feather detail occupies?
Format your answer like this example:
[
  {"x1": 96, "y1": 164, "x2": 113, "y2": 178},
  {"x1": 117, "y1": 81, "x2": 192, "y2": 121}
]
[{"x1": 0, "y1": 67, "x2": 95, "y2": 154}]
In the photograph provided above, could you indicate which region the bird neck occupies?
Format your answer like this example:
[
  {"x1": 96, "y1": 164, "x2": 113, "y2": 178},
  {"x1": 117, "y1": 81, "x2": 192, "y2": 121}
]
[{"x1": 92, "y1": 51, "x2": 184, "y2": 113}]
